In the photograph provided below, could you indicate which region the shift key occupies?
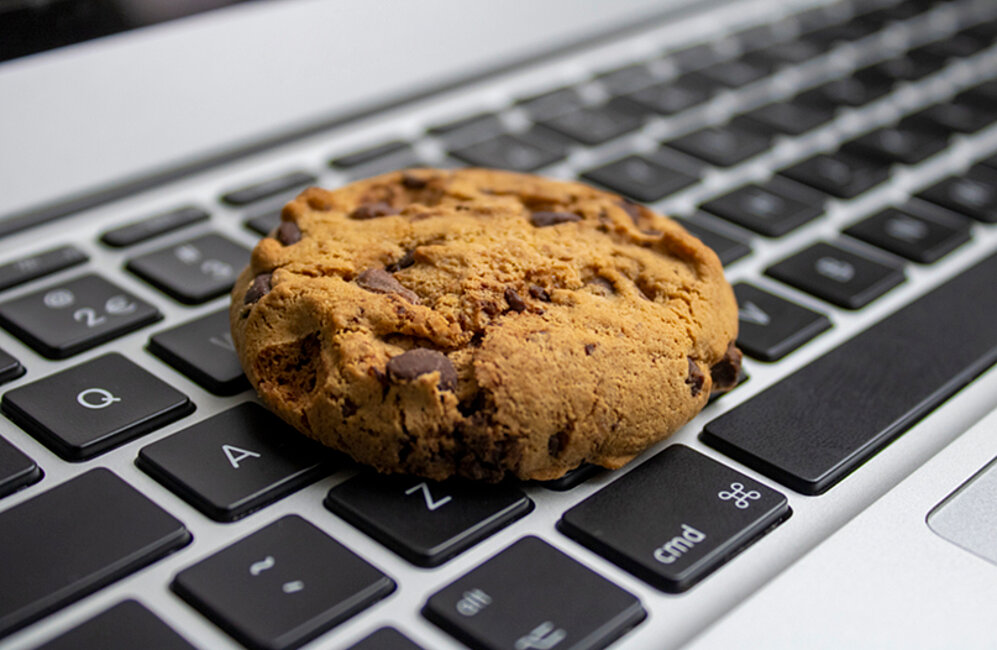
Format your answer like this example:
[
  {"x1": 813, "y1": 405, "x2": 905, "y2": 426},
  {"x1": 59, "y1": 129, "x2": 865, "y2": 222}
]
[
  {"x1": 702, "y1": 250, "x2": 997, "y2": 495},
  {"x1": 558, "y1": 445, "x2": 789, "y2": 593}
]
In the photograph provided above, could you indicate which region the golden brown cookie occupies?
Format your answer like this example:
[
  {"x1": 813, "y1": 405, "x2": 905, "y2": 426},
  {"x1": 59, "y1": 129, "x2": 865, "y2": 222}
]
[{"x1": 230, "y1": 168, "x2": 740, "y2": 481}]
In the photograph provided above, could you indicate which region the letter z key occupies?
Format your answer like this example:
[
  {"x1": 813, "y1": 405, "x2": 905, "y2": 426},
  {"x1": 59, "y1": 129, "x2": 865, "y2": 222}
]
[{"x1": 558, "y1": 445, "x2": 789, "y2": 593}]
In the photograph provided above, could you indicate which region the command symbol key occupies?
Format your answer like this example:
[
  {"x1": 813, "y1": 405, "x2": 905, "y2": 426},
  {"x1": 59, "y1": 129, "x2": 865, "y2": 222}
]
[{"x1": 558, "y1": 445, "x2": 789, "y2": 593}]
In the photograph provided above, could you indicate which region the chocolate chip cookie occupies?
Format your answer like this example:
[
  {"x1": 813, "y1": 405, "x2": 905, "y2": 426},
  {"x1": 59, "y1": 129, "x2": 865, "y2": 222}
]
[{"x1": 230, "y1": 168, "x2": 740, "y2": 481}]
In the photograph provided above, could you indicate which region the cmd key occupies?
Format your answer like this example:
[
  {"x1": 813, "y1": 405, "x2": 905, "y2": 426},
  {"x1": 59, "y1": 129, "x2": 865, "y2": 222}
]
[
  {"x1": 0, "y1": 469, "x2": 191, "y2": 639},
  {"x1": 559, "y1": 445, "x2": 789, "y2": 593},
  {"x1": 703, "y1": 250, "x2": 997, "y2": 494},
  {"x1": 423, "y1": 536, "x2": 646, "y2": 650}
]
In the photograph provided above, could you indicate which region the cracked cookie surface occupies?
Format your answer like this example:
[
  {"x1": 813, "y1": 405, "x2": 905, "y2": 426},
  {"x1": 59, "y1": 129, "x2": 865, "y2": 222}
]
[{"x1": 230, "y1": 168, "x2": 739, "y2": 481}]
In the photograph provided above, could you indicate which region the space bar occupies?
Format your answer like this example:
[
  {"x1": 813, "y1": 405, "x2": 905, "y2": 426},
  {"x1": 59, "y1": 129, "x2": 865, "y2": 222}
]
[{"x1": 701, "y1": 251, "x2": 997, "y2": 495}]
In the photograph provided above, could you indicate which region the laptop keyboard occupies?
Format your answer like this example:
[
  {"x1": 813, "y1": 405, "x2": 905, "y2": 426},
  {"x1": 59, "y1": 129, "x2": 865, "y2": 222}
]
[{"x1": 1, "y1": 0, "x2": 997, "y2": 648}]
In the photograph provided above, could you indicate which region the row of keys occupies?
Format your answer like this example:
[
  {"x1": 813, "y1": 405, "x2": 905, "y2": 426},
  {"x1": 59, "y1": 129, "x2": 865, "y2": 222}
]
[
  {"x1": 0, "y1": 232, "x2": 249, "y2": 360},
  {"x1": 2, "y1": 442, "x2": 790, "y2": 648}
]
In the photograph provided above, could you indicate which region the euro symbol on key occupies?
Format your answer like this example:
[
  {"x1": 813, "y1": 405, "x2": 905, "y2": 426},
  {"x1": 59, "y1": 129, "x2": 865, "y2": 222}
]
[{"x1": 76, "y1": 388, "x2": 122, "y2": 410}]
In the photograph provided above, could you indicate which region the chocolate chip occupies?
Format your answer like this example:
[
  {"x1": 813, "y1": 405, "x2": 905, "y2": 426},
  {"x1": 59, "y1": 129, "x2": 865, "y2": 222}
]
[
  {"x1": 686, "y1": 357, "x2": 705, "y2": 397},
  {"x1": 243, "y1": 272, "x2": 272, "y2": 304},
  {"x1": 548, "y1": 431, "x2": 569, "y2": 457},
  {"x1": 710, "y1": 343, "x2": 743, "y2": 394},
  {"x1": 386, "y1": 249, "x2": 415, "y2": 272},
  {"x1": 275, "y1": 221, "x2": 301, "y2": 245},
  {"x1": 528, "y1": 284, "x2": 550, "y2": 302},
  {"x1": 584, "y1": 343, "x2": 597, "y2": 356},
  {"x1": 619, "y1": 199, "x2": 643, "y2": 224},
  {"x1": 401, "y1": 173, "x2": 428, "y2": 189},
  {"x1": 350, "y1": 201, "x2": 398, "y2": 220},
  {"x1": 530, "y1": 211, "x2": 582, "y2": 227},
  {"x1": 504, "y1": 288, "x2": 527, "y2": 312},
  {"x1": 386, "y1": 348, "x2": 457, "y2": 391},
  {"x1": 356, "y1": 268, "x2": 420, "y2": 304}
]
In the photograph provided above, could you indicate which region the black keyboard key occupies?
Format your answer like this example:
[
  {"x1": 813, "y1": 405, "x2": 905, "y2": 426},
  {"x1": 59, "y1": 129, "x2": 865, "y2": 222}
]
[
  {"x1": 580, "y1": 154, "x2": 698, "y2": 202},
  {"x1": 701, "y1": 177, "x2": 825, "y2": 237},
  {"x1": 754, "y1": 38, "x2": 825, "y2": 66},
  {"x1": 148, "y1": 309, "x2": 248, "y2": 395},
  {"x1": 450, "y1": 133, "x2": 563, "y2": 172},
  {"x1": 798, "y1": 68, "x2": 894, "y2": 108},
  {"x1": 0, "y1": 274, "x2": 161, "y2": 359},
  {"x1": 245, "y1": 207, "x2": 282, "y2": 236},
  {"x1": 665, "y1": 123, "x2": 771, "y2": 167},
  {"x1": 138, "y1": 403, "x2": 331, "y2": 522},
  {"x1": 871, "y1": 48, "x2": 947, "y2": 82},
  {"x1": 536, "y1": 98, "x2": 646, "y2": 146},
  {"x1": 963, "y1": 79, "x2": 997, "y2": 105},
  {"x1": 559, "y1": 445, "x2": 788, "y2": 593},
  {"x1": 330, "y1": 140, "x2": 411, "y2": 168},
  {"x1": 325, "y1": 473, "x2": 532, "y2": 567},
  {"x1": 917, "y1": 165, "x2": 997, "y2": 223},
  {"x1": 0, "y1": 245, "x2": 88, "y2": 293},
  {"x1": 346, "y1": 627, "x2": 424, "y2": 650},
  {"x1": 423, "y1": 536, "x2": 645, "y2": 650},
  {"x1": 917, "y1": 32, "x2": 990, "y2": 60},
  {"x1": 904, "y1": 99, "x2": 995, "y2": 134},
  {"x1": 842, "y1": 123, "x2": 949, "y2": 165},
  {"x1": 127, "y1": 233, "x2": 250, "y2": 304},
  {"x1": 625, "y1": 76, "x2": 713, "y2": 115},
  {"x1": 516, "y1": 86, "x2": 584, "y2": 120},
  {"x1": 805, "y1": 21, "x2": 878, "y2": 48},
  {"x1": 595, "y1": 63, "x2": 656, "y2": 94},
  {"x1": 172, "y1": 515, "x2": 394, "y2": 650},
  {"x1": 2, "y1": 353, "x2": 193, "y2": 461},
  {"x1": 779, "y1": 150, "x2": 890, "y2": 199},
  {"x1": 0, "y1": 469, "x2": 190, "y2": 638},
  {"x1": 766, "y1": 241, "x2": 904, "y2": 309},
  {"x1": 100, "y1": 206, "x2": 210, "y2": 248},
  {"x1": 741, "y1": 100, "x2": 835, "y2": 136},
  {"x1": 534, "y1": 463, "x2": 604, "y2": 491},
  {"x1": 427, "y1": 112, "x2": 503, "y2": 143},
  {"x1": 691, "y1": 58, "x2": 770, "y2": 88},
  {"x1": 0, "y1": 346, "x2": 23, "y2": 385},
  {"x1": 704, "y1": 250, "x2": 997, "y2": 494},
  {"x1": 37, "y1": 600, "x2": 196, "y2": 650},
  {"x1": 0, "y1": 435, "x2": 41, "y2": 499},
  {"x1": 669, "y1": 43, "x2": 723, "y2": 73},
  {"x1": 675, "y1": 217, "x2": 752, "y2": 266},
  {"x1": 733, "y1": 283, "x2": 832, "y2": 361},
  {"x1": 221, "y1": 171, "x2": 316, "y2": 207},
  {"x1": 843, "y1": 203, "x2": 971, "y2": 264}
]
